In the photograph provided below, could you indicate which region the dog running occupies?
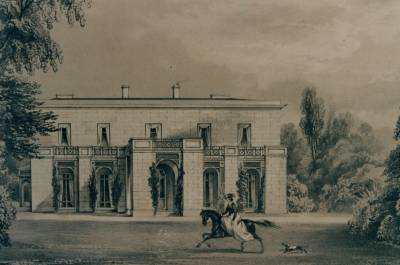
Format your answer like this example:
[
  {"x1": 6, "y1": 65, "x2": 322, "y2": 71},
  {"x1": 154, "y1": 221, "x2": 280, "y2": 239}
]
[{"x1": 281, "y1": 242, "x2": 308, "y2": 254}]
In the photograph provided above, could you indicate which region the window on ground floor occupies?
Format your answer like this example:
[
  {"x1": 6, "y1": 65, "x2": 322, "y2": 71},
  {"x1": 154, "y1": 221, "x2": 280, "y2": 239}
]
[{"x1": 60, "y1": 169, "x2": 74, "y2": 208}]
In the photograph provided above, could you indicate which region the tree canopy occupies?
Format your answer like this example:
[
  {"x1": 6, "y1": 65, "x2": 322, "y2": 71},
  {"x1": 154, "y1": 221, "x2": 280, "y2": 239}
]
[
  {"x1": 0, "y1": 0, "x2": 90, "y2": 74},
  {"x1": 0, "y1": 0, "x2": 90, "y2": 173}
]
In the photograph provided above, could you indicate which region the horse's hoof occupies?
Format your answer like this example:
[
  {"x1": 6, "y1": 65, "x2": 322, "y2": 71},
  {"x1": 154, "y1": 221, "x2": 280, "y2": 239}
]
[
  {"x1": 195, "y1": 244, "x2": 201, "y2": 248},
  {"x1": 206, "y1": 243, "x2": 211, "y2": 248}
]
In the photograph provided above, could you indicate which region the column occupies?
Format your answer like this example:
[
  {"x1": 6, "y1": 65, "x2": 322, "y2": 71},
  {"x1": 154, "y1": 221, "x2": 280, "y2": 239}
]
[
  {"x1": 131, "y1": 139, "x2": 155, "y2": 216},
  {"x1": 182, "y1": 138, "x2": 204, "y2": 216},
  {"x1": 224, "y1": 146, "x2": 238, "y2": 196},
  {"x1": 31, "y1": 155, "x2": 53, "y2": 212},
  {"x1": 77, "y1": 157, "x2": 91, "y2": 212},
  {"x1": 265, "y1": 146, "x2": 287, "y2": 214}
]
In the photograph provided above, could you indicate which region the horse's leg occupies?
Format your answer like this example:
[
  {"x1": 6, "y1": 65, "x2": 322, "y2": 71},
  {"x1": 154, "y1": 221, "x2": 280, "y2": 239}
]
[
  {"x1": 196, "y1": 234, "x2": 214, "y2": 248},
  {"x1": 202, "y1": 232, "x2": 211, "y2": 239},
  {"x1": 253, "y1": 234, "x2": 264, "y2": 253},
  {"x1": 240, "y1": 241, "x2": 245, "y2": 252}
]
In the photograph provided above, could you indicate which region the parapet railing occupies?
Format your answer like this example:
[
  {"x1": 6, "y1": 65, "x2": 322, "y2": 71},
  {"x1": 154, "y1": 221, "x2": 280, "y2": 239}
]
[
  {"x1": 51, "y1": 146, "x2": 126, "y2": 157},
  {"x1": 204, "y1": 146, "x2": 225, "y2": 156},
  {"x1": 238, "y1": 146, "x2": 266, "y2": 156}
]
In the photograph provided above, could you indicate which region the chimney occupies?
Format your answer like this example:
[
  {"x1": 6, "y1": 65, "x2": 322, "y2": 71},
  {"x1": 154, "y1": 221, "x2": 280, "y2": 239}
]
[
  {"x1": 172, "y1": 82, "x2": 180, "y2": 99},
  {"x1": 121, "y1": 85, "x2": 130, "y2": 99}
]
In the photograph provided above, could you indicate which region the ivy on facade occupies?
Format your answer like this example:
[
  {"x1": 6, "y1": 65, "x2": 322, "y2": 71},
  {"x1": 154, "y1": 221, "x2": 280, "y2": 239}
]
[
  {"x1": 174, "y1": 160, "x2": 184, "y2": 216},
  {"x1": 148, "y1": 163, "x2": 159, "y2": 216},
  {"x1": 51, "y1": 164, "x2": 60, "y2": 212},
  {"x1": 88, "y1": 167, "x2": 97, "y2": 213},
  {"x1": 236, "y1": 167, "x2": 249, "y2": 212},
  {"x1": 111, "y1": 170, "x2": 124, "y2": 212}
]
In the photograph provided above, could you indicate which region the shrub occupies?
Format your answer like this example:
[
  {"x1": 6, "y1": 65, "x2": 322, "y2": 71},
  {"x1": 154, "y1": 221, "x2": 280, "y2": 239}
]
[
  {"x1": 111, "y1": 171, "x2": 123, "y2": 212},
  {"x1": 0, "y1": 187, "x2": 17, "y2": 248},
  {"x1": 173, "y1": 162, "x2": 184, "y2": 216},
  {"x1": 88, "y1": 167, "x2": 97, "y2": 212},
  {"x1": 148, "y1": 163, "x2": 159, "y2": 216},
  {"x1": 287, "y1": 175, "x2": 315, "y2": 213},
  {"x1": 349, "y1": 118, "x2": 400, "y2": 245},
  {"x1": 255, "y1": 174, "x2": 265, "y2": 213},
  {"x1": 236, "y1": 167, "x2": 248, "y2": 212},
  {"x1": 6, "y1": 177, "x2": 19, "y2": 201},
  {"x1": 51, "y1": 165, "x2": 60, "y2": 211},
  {"x1": 348, "y1": 186, "x2": 383, "y2": 239}
]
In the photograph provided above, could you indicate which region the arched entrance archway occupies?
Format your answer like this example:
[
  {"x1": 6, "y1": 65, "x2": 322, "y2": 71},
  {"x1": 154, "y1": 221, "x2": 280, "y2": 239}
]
[
  {"x1": 156, "y1": 161, "x2": 177, "y2": 211},
  {"x1": 246, "y1": 169, "x2": 261, "y2": 209},
  {"x1": 203, "y1": 168, "x2": 220, "y2": 208}
]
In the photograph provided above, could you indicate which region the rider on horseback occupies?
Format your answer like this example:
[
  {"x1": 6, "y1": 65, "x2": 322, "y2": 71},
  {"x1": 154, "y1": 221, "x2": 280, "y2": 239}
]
[{"x1": 221, "y1": 193, "x2": 254, "y2": 242}]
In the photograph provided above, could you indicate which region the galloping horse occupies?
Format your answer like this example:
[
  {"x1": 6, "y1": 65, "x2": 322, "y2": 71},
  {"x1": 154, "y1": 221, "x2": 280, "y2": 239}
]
[{"x1": 196, "y1": 209, "x2": 279, "y2": 253}]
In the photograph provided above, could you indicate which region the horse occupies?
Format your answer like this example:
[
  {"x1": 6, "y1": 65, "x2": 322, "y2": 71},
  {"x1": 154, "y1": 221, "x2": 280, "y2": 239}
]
[{"x1": 196, "y1": 209, "x2": 280, "y2": 253}]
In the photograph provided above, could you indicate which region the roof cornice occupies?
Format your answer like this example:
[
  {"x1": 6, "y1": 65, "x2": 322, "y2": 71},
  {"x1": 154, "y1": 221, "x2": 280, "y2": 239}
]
[{"x1": 41, "y1": 99, "x2": 287, "y2": 110}]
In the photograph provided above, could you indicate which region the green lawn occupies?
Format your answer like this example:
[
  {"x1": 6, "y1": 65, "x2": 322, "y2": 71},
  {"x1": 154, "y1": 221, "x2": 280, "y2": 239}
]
[{"x1": 0, "y1": 216, "x2": 399, "y2": 265}]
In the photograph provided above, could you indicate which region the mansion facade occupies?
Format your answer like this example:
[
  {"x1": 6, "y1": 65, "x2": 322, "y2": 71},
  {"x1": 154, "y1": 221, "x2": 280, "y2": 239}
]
[{"x1": 21, "y1": 86, "x2": 288, "y2": 216}]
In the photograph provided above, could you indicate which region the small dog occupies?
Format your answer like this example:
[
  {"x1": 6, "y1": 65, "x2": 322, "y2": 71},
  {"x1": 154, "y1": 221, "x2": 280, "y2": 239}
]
[{"x1": 281, "y1": 242, "x2": 308, "y2": 254}]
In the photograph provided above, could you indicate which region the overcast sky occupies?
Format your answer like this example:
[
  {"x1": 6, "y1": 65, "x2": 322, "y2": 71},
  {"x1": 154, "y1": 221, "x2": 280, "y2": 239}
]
[{"x1": 35, "y1": 0, "x2": 400, "y2": 130}]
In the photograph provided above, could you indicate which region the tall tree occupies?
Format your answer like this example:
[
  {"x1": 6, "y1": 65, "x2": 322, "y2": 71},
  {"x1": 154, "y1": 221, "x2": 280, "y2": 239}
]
[
  {"x1": 0, "y1": 0, "x2": 90, "y2": 173},
  {"x1": 299, "y1": 87, "x2": 325, "y2": 174},
  {"x1": 280, "y1": 123, "x2": 307, "y2": 176},
  {"x1": 0, "y1": 0, "x2": 90, "y2": 248},
  {"x1": 0, "y1": 79, "x2": 57, "y2": 165},
  {"x1": 0, "y1": 0, "x2": 90, "y2": 74}
]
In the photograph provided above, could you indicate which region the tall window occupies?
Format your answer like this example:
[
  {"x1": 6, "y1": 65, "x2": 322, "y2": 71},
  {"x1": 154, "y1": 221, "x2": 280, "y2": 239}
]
[
  {"x1": 60, "y1": 170, "x2": 74, "y2": 208},
  {"x1": 198, "y1": 123, "x2": 211, "y2": 148},
  {"x1": 238, "y1": 124, "x2": 251, "y2": 146},
  {"x1": 58, "y1": 124, "x2": 71, "y2": 146},
  {"x1": 99, "y1": 171, "x2": 111, "y2": 208},
  {"x1": 146, "y1": 123, "x2": 162, "y2": 139},
  {"x1": 203, "y1": 168, "x2": 219, "y2": 208},
  {"x1": 97, "y1": 123, "x2": 110, "y2": 146},
  {"x1": 246, "y1": 169, "x2": 260, "y2": 209}
]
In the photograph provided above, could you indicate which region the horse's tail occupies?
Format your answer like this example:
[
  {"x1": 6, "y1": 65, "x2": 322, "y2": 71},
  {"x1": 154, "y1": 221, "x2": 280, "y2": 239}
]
[{"x1": 244, "y1": 219, "x2": 280, "y2": 229}]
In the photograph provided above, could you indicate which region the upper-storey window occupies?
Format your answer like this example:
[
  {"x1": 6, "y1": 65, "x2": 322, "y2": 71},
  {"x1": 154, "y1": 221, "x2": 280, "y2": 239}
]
[
  {"x1": 198, "y1": 123, "x2": 211, "y2": 148},
  {"x1": 238, "y1": 123, "x2": 251, "y2": 147},
  {"x1": 58, "y1": 123, "x2": 71, "y2": 146},
  {"x1": 146, "y1": 123, "x2": 162, "y2": 139},
  {"x1": 97, "y1": 123, "x2": 110, "y2": 146}
]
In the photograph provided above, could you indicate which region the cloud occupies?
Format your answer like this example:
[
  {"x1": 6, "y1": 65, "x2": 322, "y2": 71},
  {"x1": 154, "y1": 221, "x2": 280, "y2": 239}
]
[{"x1": 33, "y1": 0, "x2": 400, "y2": 129}]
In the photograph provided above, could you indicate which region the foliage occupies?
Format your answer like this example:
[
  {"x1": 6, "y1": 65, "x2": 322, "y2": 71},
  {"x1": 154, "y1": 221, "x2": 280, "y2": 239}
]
[
  {"x1": 287, "y1": 175, "x2": 315, "y2": 213},
  {"x1": 0, "y1": 0, "x2": 90, "y2": 173},
  {"x1": 236, "y1": 167, "x2": 248, "y2": 212},
  {"x1": 281, "y1": 123, "x2": 307, "y2": 175},
  {"x1": 111, "y1": 170, "x2": 123, "y2": 212},
  {"x1": 0, "y1": 186, "x2": 17, "y2": 248},
  {"x1": 0, "y1": 78, "x2": 57, "y2": 165},
  {"x1": 348, "y1": 184, "x2": 384, "y2": 239},
  {"x1": 0, "y1": 0, "x2": 91, "y2": 74},
  {"x1": 349, "y1": 114, "x2": 400, "y2": 244},
  {"x1": 6, "y1": 176, "x2": 19, "y2": 201},
  {"x1": 88, "y1": 167, "x2": 97, "y2": 212},
  {"x1": 51, "y1": 164, "x2": 60, "y2": 211},
  {"x1": 174, "y1": 161, "x2": 184, "y2": 216},
  {"x1": 255, "y1": 174, "x2": 265, "y2": 213},
  {"x1": 299, "y1": 87, "x2": 325, "y2": 174},
  {"x1": 147, "y1": 163, "x2": 159, "y2": 216}
]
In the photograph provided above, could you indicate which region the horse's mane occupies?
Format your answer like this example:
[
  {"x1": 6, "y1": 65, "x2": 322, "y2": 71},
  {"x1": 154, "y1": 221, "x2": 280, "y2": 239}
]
[{"x1": 200, "y1": 208, "x2": 221, "y2": 216}]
